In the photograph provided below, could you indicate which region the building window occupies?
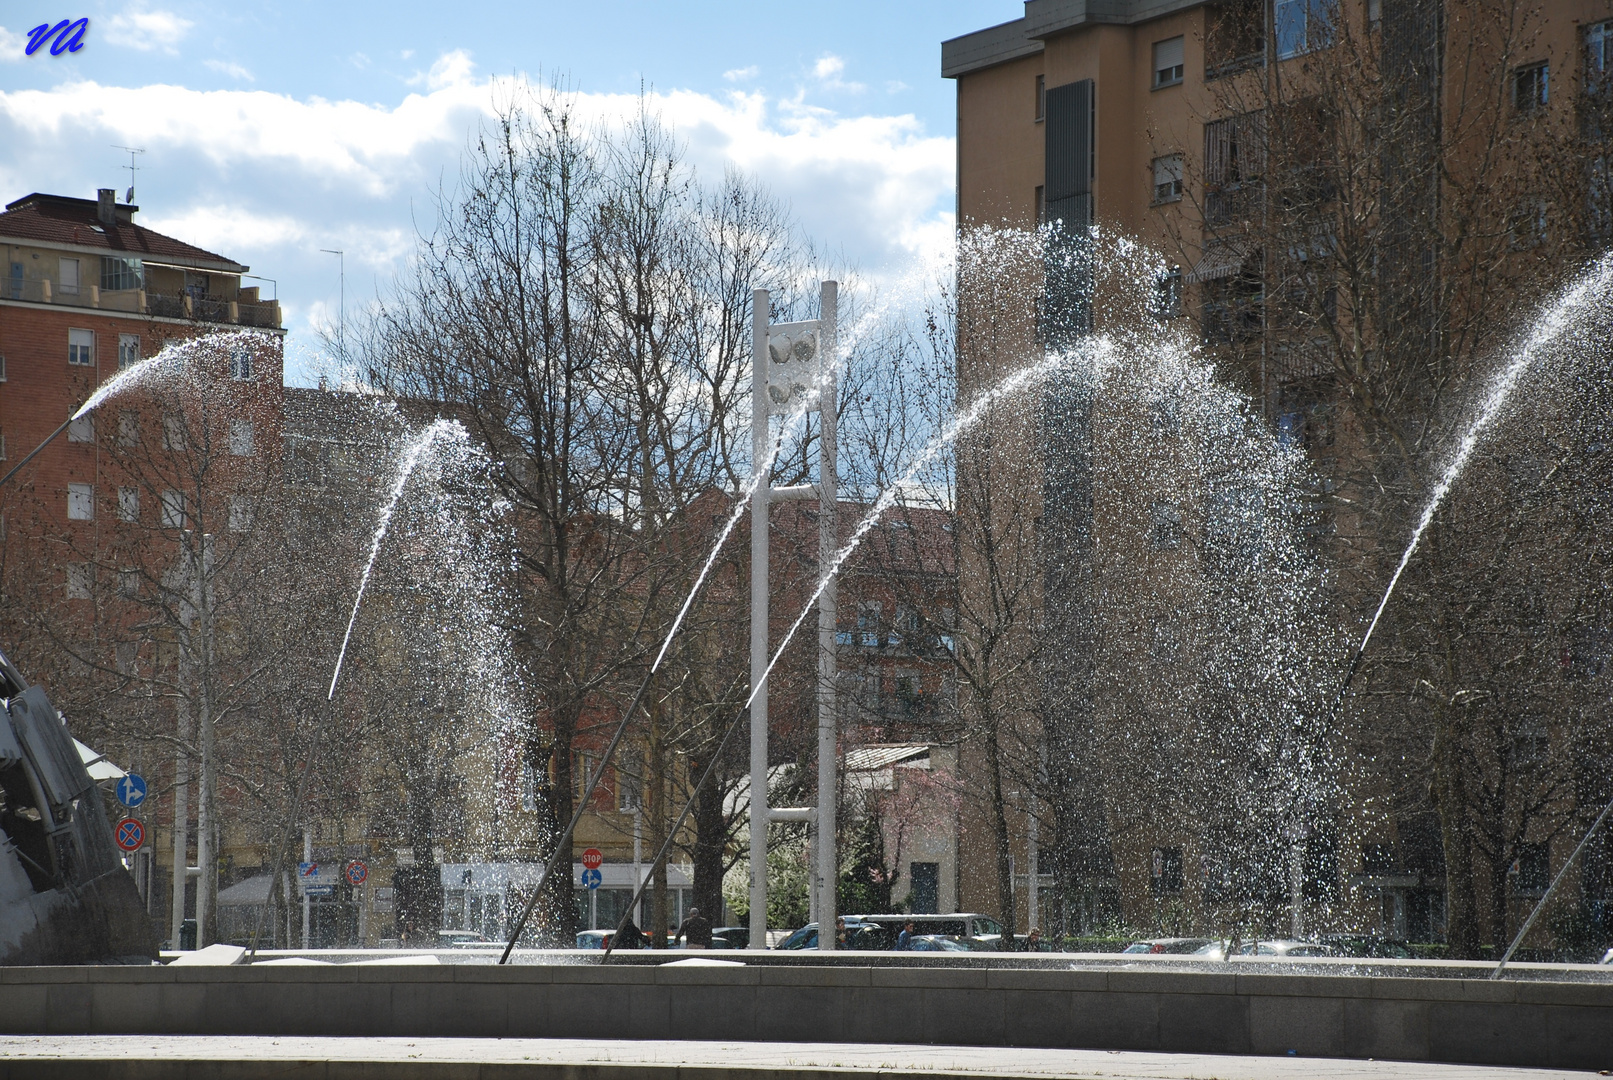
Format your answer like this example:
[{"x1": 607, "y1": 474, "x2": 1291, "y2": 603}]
[
  {"x1": 163, "y1": 414, "x2": 185, "y2": 452},
  {"x1": 1035, "y1": 74, "x2": 1045, "y2": 121},
  {"x1": 617, "y1": 747, "x2": 644, "y2": 812},
  {"x1": 100, "y1": 256, "x2": 143, "y2": 292},
  {"x1": 118, "y1": 486, "x2": 139, "y2": 522},
  {"x1": 1153, "y1": 36, "x2": 1185, "y2": 88},
  {"x1": 118, "y1": 568, "x2": 139, "y2": 599},
  {"x1": 58, "y1": 257, "x2": 80, "y2": 296},
  {"x1": 228, "y1": 419, "x2": 254, "y2": 456},
  {"x1": 521, "y1": 762, "x2": 540, "y2": 812},
  {"x1": 910, "y1": 861, "x2": 940, "y2": 914},
  {"x1": 1367, "y1": 0, "x2": 1381, "y2": 28},
  {"x1": 1510, "y1": 198, "x2": 1549, "y2": 249},
  {"x1": 229, "y1": 495, "x2": 253, "y2": 531},
  {"x1": 1150, "y1": 501, "x2": 1183, "y2": 548},
  {"x1": 1152, "y1": 154, "x2": 1184, "y2": 203},
  {"x1": 118, "y1": 411, "x2": 140, "y2": 447},
  {"x1": 68, "y1": 410, "x2": 94, "y2": 443},
  {"x1": 118, "y1": 334, "x2": 141, "y2": 370},
  {"x1": 68, "y1": 328, "x2": 95, "y2": 366},
  {"x1": 1150, "y1": 847, "x2": 1184, "y2": 893},
  {"x1": 1513, "y1": 842, "x2": 1549, "y2": 892},
  {"x1": 229, "y1": 347, "x2": 253, "y2": 380},
  {"x1": 1276, "y1": 0, "x2": 1335, "y2": 60},
  {"x1": 858, "y1": 601, "x2": 882, "y2": 648},
  {"x1": 0, "y1": 353, "x2": 6, "y2": 381},
  {"x1": 1154, "y1": 268, "x2": 1183, "y2": 319},
  {"x1": 67, "y1": 483, "x2": 94, "y2": 521},
  {"x1": 1514, "y1": 62, "x2": 1548, "y2": 112},
  {"x1": 160, "y1": 489, "x2": 187, "y2": 529},
  {"x1": 65, "y1": 563, "x2": 93, "y2": 600},
  {"x1": 1590, "y1": 21, "x2": 1613, "y2": 89}
]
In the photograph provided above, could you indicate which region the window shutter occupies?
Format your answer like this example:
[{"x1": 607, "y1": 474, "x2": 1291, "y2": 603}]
[{"x1": 1044, "y1": 79, "x2": 1094, "y2": 226}]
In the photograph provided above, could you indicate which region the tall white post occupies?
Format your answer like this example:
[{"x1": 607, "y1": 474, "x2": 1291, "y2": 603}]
[
  {"x1": 816, "y1": 281, "x2": 838, "y2": 951},
  {"x1": 748, "y1": 288, "x2": 771, "y2": 950},
  {"x1": 170, "y1": 702, "x2": 189, "y2": 949}
]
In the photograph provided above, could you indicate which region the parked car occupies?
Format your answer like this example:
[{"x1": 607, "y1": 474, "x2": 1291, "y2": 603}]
[
  {"x1": 710, "y1": 926, "x2": 750, "y2": 949},
  {"x1": 1192, "y1": 939, "x2": 1334, "y2": 960},
  {"x1": 775, "y1": 919, "x2": 889, "y2": 950},
  {"x1": 575, "y1": 930, "x2": 612, "y2": 949},
  {"x1": 439, "y1": 929, "x2": 493, "y2": 948},
  {"x1": 1601, "y1": 946, "x2": 1612, "y2": 965},
  {"x1": 1318, "y1": 935, "x2": 1414, "y2": 959},
  {"x1": 1120, "y1": 937, "x2": 1215, "y2": 955},
  {"x1": 848, "y1": 913, "x2": 1006, "y2": 948},
  {"x1": 908, "y1": 934, "x2": 977, "y2": 952}
]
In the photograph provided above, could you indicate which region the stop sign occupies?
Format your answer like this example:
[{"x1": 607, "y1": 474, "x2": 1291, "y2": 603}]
[{"x1": 581, "y1": 848, "x2": 603, "y2": 870}]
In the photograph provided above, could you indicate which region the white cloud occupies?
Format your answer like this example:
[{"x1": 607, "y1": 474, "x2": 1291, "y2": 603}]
[
  {"x1": 401, "y1": 49, "x2": 415, "y2": 60},
  {"x1": 723, "y1": 65, "x2": 758, "y2": 82},
  {"x1": 103, "y1": 6, "x2": 194, "y2": 54},
  {"x1": 0, "y1": 58, "x2": 955, "y2": 380},
  {"x1": 406, "y1": 48, "x2": 477, "y2": 91},
  {"x1": 0, "y1": 24, "x2": 26, "y2": 61},
  {"x1": 811, "y1": 53, "x2": 865, "y2": 94},
  {"x1": 204, "y1": 59, "x2": 253, "y2": 82}
]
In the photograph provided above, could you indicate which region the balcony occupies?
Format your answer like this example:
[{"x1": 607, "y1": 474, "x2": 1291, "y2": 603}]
[{"x1": 3, "y1": 274, "x2": 281, "y2": 328}]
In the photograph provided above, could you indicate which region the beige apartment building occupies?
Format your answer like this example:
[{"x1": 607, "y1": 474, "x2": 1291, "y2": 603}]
[{"x1": 942, "y1": 0, "x2": 1613, "y2": 950}]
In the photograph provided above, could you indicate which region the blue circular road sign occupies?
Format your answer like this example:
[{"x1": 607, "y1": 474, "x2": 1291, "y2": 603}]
[
  {"x1": 581, "y1": 867, "x2": 602, "y2": 890},
  {"x1": 116, "y1": 773, "x2": 148, "y2": 809}
]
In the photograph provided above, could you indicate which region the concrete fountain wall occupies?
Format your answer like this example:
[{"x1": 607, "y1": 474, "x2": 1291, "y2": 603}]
[{"x1": 2, "y1": 957, "x2": 1611, "y2": 1070}]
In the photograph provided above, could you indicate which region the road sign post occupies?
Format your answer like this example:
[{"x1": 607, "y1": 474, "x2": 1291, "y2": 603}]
[
  {"x1": 116, "y1": 774, "x2": 147, "y2": 809},
  {"x1": 114, "y1": 817, "x2": 144, "y2": 852}
]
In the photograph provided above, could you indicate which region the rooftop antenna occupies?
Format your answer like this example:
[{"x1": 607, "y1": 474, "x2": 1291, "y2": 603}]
[
  {"x1": 112, "y1": 145, "x2": 144, "y2": 203},
  {"x1": 320, "y1": 249, "x2": 345, "y2": 371}
]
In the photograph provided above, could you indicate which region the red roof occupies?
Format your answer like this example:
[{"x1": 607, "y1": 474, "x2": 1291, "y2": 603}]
[{"x1": 0, "y1": 193, "x2": 247, "y2": 272}]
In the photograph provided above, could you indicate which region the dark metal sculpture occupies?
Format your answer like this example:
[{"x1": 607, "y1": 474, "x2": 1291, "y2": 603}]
[{"x1": 0, "y1": 645, "x2": 158, "y2": 965}]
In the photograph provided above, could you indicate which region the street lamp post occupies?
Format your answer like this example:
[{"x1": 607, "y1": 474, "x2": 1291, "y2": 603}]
[{"x1": 748, "y1": 282, "x2": 838, "y2": 950}]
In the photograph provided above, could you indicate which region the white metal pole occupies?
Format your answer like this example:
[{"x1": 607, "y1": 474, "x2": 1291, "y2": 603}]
[
  {"x1": 748, "y1": 288, "x2": 771, "y2": 950},
  {"x1": 817, "y1": 281, "x2": 838, "y2": 951},
  {"x1": 170, "y1": 717, "x2": 188, "y2": 948},
  {"x1": 302, "y1": 827, "x2": 312, "y2": 949}
]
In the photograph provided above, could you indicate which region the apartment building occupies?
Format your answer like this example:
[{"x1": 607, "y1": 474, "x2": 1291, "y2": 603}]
[
  {"x1": 0, "y1": 188, "x2": 285, "y2": 947},
  {"x1": 943, "y1": 1, "x2": 1613, "y2": 947}
]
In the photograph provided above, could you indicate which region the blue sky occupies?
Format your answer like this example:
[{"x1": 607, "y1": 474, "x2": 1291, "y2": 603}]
[{"x1": 1, "y1": 2, "x2": 1020, "y2": 383}]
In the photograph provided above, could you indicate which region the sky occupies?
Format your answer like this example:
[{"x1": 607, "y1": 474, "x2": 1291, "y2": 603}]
[{"x1": 0, "y1": 2, "x2": 1022, "y2": 384}]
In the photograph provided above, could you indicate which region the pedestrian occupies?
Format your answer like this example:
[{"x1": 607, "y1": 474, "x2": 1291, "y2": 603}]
[
  {"x1": 1025, "y1": 926, "x2": 1042, "y2": 952},
  {"x1": 675, "y1": 906, "x2": 713, "y2": 949},
  {"x1": 836, "y1": 917, "x2": 848, "y2": 948},
  {"x1": 896, "y1": 918, "x2": 916, "y2": 951},
  {"x1": 613, "y1": 917, "x2": 646, "y2": 949}
]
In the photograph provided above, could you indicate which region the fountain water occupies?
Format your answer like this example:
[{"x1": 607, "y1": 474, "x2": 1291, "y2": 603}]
[{"x1": 1342, "y1": 252, "x2": 1613, "y2": 685}]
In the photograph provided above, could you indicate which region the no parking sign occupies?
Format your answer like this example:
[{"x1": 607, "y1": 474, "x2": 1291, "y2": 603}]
[
  {"x1": 114, "y1": 817, "x2": 144, "y2": 852},
  {"x1": 346, "y1": 860, "x2": 369, "y2": 886}
]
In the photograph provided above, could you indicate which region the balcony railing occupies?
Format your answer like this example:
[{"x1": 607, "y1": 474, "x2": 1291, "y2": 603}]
[{"x1": 3, "y1": 275, "x2": 281, "y2": 328}]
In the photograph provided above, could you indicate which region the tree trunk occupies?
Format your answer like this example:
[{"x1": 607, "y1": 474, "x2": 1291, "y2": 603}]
[
  {"x1": 1432, "y1": 712, "x2": 1480, "y2": 958},
  {"x1": 982, "y1": 700, "x2": 1017, "y2": 939},
  {"x1": 690, "y1": 750, "x2": 727, "y2": 922}
]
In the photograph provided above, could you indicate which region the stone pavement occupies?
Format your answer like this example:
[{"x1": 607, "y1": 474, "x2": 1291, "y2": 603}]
[{"x1": 0, "y1": 1037, "x2": 1596, "y2": 1079}]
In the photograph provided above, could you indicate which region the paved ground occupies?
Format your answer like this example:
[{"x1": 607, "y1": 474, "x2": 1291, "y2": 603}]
[{"x1": 0, "y1": 1037, "x2": 1597, "y2": 1079}]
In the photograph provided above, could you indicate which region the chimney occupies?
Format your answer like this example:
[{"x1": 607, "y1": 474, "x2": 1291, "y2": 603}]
[{"x1": 97, "y1": 189, "x2": 116, "y2": 226}]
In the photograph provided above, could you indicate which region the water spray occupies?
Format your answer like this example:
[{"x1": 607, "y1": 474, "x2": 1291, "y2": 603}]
[
  {"x1": 499, "y1": 384, "x2": 826, "y2": 963},
  {"x1": 1326, "y1": 253, "x2": 1613, "y2": 711}
]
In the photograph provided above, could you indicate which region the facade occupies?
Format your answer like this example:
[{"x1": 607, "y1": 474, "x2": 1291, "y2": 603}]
[
  {"x1": 0, "y1": 188, "x2": 285, "y2": 948},
  {"x1": 944, "y1": 1, "x2": 1613, "y2": 949}
]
